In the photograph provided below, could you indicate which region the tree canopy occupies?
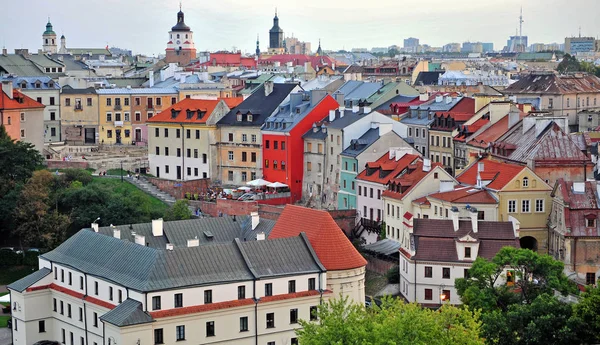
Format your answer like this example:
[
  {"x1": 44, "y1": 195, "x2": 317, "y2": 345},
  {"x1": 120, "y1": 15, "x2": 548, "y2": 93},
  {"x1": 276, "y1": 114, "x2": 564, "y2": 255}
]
[{"x1": 296, "y1": 296, "x2": 484, "y2": 345}]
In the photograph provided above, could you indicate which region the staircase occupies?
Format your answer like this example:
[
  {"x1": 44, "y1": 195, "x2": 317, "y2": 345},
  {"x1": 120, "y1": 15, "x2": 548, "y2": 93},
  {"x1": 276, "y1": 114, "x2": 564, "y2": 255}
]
[{"x1": 124, "y1": 176, "x2": 177, "y2": 205}]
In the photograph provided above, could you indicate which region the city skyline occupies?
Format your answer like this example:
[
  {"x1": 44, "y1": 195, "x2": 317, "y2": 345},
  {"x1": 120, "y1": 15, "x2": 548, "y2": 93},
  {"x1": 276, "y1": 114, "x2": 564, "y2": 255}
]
[{"x1": 1, "y1": 0, "x2": 599, "y2": 56}]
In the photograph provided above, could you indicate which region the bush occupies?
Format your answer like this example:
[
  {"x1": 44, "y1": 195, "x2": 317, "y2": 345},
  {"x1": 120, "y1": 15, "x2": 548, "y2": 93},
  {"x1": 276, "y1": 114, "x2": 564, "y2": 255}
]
[
  {"x1": 0, "y1": 250, "x2": 22, "y2": 267},
  {"x1": 387, "y1": 265, "x2": 400, "y2": 284},
  {"x1": 23, "y1": 251, "x2": 39, "y2": 267}
]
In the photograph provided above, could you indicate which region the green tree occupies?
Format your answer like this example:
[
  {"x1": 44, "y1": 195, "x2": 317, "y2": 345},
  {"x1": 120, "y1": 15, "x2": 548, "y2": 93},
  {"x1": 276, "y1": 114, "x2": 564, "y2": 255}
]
[
  {"x1": 163, "y1": 199, "x2": 192, "y2": 221},
  {"x1": 297, "y1": 296, "x2": 484, "y2": 345},
  {"x1": 557, "y1": 54, "x2": 581, "y2": 73},
  {"x1": 12, "y1": 170, "x2": 54, "y2": 248},
  {"x1": 573, "y1": 286, "x2": 600, "y2": 344}
]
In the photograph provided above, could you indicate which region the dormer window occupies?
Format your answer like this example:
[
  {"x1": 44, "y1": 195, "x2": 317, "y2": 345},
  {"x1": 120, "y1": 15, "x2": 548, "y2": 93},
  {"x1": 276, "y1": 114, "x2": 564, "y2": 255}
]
[
  {"x1": 186, "y1": 110, "x2": 193, "y2": 119},
  {"x1": 20, "y1": 82, "x2": 27, "y2": 89},
  {"x1": 247, "y1": 114, "x2": 253, "y2": 122},
  {"x1": 522, "y1": 177, "x2": 529, "y2": 188},
  {"x1": 197, "y1": 111, "x2": 206, "y2": 120},
  {"x1": 236, "y1": 112, "x2": 242, "y2": 122},
  {"x1": 296, "y1": 108, "x2": 301, "y2": 114},
  {"x1": 35, "y1": 82, "x2": 41, "y2": 89},
  {"x1": 48, "y1": 82, "x2": 54, "y2": 88},
  {"x1": 464, "y1": 247, "x2": 471, "y2": 258},
  {"x1": 587, "y1": 218, "x2": 596, "y2": 228},
  {"x1": 171, "y1": 109, "x2": 178, "y2": 119}
]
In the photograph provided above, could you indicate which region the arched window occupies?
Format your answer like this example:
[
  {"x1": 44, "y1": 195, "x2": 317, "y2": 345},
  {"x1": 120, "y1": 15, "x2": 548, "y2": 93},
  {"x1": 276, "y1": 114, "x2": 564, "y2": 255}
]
[
  {"x1": 176, "y1": 34, "x2": 180, "y2": 39},
  {"x1": 522, "y1": 177, "x2": 529, "y2": 188},
  {"x1": 7, "y1": 116, "x2": 11, "y2": 125}
]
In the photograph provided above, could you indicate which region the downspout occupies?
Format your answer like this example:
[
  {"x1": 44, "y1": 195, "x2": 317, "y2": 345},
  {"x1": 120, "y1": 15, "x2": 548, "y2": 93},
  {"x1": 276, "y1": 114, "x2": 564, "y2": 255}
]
[
  {"x1": 84, "y1": 273, "x2": 89, "y2": 345},
  {"x1": 102, "y1": 321, "x2": 106, "y2": 345},
  {"x1": 180, "y1": 124, "x2": 185, "y2": 182},
  {"x1": 572, "y1": 238, "x2": 577, "y2": 272},
  {"x1": 413, "y1": 259, "x2": 417, "y2": 302},
  {"x1": 253, "y1": 279, "x2": 258, "y2": 345}
]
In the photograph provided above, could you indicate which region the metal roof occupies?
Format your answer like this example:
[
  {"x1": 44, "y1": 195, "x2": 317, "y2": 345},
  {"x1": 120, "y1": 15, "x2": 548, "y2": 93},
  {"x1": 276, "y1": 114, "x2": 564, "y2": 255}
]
[
  {"x1": 0, "y1": 54, "x2": 44, "y2": 76},
  {"x1": 7, "y1": 267, "x2": 51, "y2": 292},
  {"x1": 362, "y1": 239, "x2": 401, "y2": 256},
  {"x1": 340, "y1": 128, "x2": 382, "y2": 157},
  {"x1": 100, "y1": 298, "x2": 154, "y2": 326},
  {"x1": 0, "y1": 76, "x2": 60, "y2": 89},
  {"x1": 95, "y1": 88, "x2": 177, "y2": 95}
]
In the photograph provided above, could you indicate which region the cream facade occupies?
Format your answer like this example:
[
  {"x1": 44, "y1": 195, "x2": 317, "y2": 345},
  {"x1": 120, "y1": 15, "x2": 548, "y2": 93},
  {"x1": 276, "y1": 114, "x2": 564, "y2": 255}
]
[{"x1": 60, "y1": 88, "x2": 99, "y2": 145}]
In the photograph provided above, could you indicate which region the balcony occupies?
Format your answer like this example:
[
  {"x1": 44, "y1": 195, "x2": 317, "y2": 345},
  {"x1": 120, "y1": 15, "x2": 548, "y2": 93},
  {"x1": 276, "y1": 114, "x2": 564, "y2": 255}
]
[
  {"x1": 360, "y1": 218, "x2": 382, "y2": 233},
  {"x1": 114, "y1": 105, "x2": 122, "y2": 111},
  {"x1": 114, "y1": 121, "x2": 124, "y2": 127}
]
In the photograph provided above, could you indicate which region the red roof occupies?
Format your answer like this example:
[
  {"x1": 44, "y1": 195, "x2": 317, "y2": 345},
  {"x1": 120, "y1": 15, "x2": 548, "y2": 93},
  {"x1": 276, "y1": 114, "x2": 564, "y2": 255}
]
[
  {"x1": 467, "y1": 112, "x2": 526, "y2": 149},
  {"x1": 0, "y1": 89, "x2": 44, "y2": 110},
  {"x1": 412, "y1": 196, "x2": 431, "y2": 206},
  {"x1": 147, "y1": 98, "x2": 242, "y2": 124},
  {"x1": 382, "y1": 161, "x2": 445, "y2": 201},
  {"x1": 194, "y1": 52, "x2": 257, "y2": 69},
  {"x1": 457, "y1": 158, "x2": 525, "y2": 190},
  {"x1": 357, "y1": 152, "x2": 421, "y2": 185},
  {"x1": 259, "y1": 54, "x2": 334, "y2": 69},
  {"x1": 427, "y1": 186, "x2": 498, "y2": 204},
  {"x1": 269, "y1": 205, "x2": 367, "y2": 270},
  {"x1": 27, "y1": 283, "x2": 115, "y2": 310}
]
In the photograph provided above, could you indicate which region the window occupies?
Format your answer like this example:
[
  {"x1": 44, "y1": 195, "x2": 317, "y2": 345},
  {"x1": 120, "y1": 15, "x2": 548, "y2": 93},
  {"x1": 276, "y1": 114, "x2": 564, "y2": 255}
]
[
  {"x1": 176, "y1": 128, "x2": 181, "y2": 138},
  {"x1": 310, "y1": 306, "x2": 318, "y2": 320},
  {"x1": 155, "y1": 146, "x2": 160, "y2": 155},
  {"x1": 53, "y1": 298, "x2": 57, "y2": 311},
  {"x1": 39, "y1": 320, "x2": 45, "y2": 333},
  {"x1": 317, "y1": 143, "x2": 323, "y2": 153},
  {"x1": 196, "y1": 130, "x2": 200, "y2": 139},
  {"x1": 177, "y1": 148, "x2": 181, "y2": 157},
  {"x1": 281, "y1": 141, "x2": 286, "y2": 150},
  {"x1": 442, "y1": 267, "x2": 451, "y2": 279},
  {"x1": 281, "y1": 161, "x2": 286, "y2": 170},
  {"x1": 274, "y1": 141, "x2": 278, "y2": 150},
  {"x1": 251, "y1": 134, "x2": 257, "y2": 143},
  {"x1": 106, "y1": 113, "x2": 112, "y2": 122},
  {"x1": 238, "y1": 286, "x2": 246, "y2": 299},
  {"x1": 176, "y1": 325, "x2": 185, "y2": 341},
  {"x1": 174, "y1": 293, "x2": 183, "y2": 308},
  {"x1": 242, "y1": 134, "x2": 247, "y2": 142},
  {"x1": 273, "y1": 160, "x2": 278, "y2": 169},
  {"x1": 241, "y1": 171, "x2": 247, "y2": 181},
  {"x1": 152, "y1": 296, "x2": 161, "y2": 310},
  {"x1": 165, "y1": 165, "x2": 170, "y2": 173},
  {"x1": 94, "y1": 281, "x2": 98, "y2": 295},
  {"x1": 522, "y1": 200, "x2": 530, "y2": 213},
  {"x1": 93, "y1": 312, "x2": 98, "y2": 327},
  {"x1": 164, "y1": 128, "x2": 169, "y2": 137},
  {"x1": 424, "y1": 288, "x2": 433, "y2": 300},
  {"x1": 290, "y1": 308, "x2": 298, "y2": 324},
  {"x1": 266, "y1": 312, "x2": 275, "y2": 328},
  {"x1": 206, "y1": 321, "x2": 215, "y2": 337},
  {"x1": 106, "y1": 98, "x2": 112, "y2": 106},
  {"x1": 62, "y1": 329, "x2": 66, "y2": 344},
  {"x1": 156, "y1": 97, "x2": 162, "y2": 106},
  {"x1": 65, "y1": 98, "x2": 71, "y2": 106},
  {"x1": 268, "y1": 342, "x2": 275, "y2": 345},
  {"x1": 147, "y1": 112, "x2": 153, "y2": 119},
  {"x1": 80, "y1": 337, "x2": 84, "y2": 345},
  {"x1": 441, "y1": 290, "x2": 451, "y2": 302},
  {"x1": 109, "y1": 286, "x2": 113, "y2": 301},
  {"x1": 240, "y1": 316, "x2": 249, "y2": 332},
  {"x1": 377, "y1": 190, "x2": 381, "y2": 199},
  {"x1": 535, "y1": 199, "x2": 544, "y2": 213},
  {"x1": 154, "y1": 329, "x2": 164, "y2": 344},
  {"x1": 522, "y1": 177, "x2": 529, "y2": 187},
  {"x1": 68, "y1": 304, "x2": 72, "y2": 318},
  {"x1": 194, "y1": 168, "x2": 198, "y2": 176},
  {"x1": 288, "y1": 280, "x2": 296, "y2": 293},
  {"x1": 68, "y1": 272, "x2": 72, "y2": 285},
  {"x1": 241, "y1": 151, "x2": 247, "y2": 162},
  {"x1": 171, "y1": 97, "x2": 177, "y2": 105},
  {"x1": 202, "y1": 154, "x2": 207, "y2": 164},
  {"x1": 508, "y1": 200, "x2": 516, "y2": 213},
  {"x1": 227, "y1": 170, "x2": 233, "y2": 181},
  {"x1": 204, "y1": 290, "x2": 212, "y2": 304},
  {"x1": 265, "y1": 283, "x2": 273, "y2": 296},
  {"x1": 465, "y1": 247, "x2": 471, "y2": 258},
  {"x1": 20, "y1": 113, "x2": 25, "y2": 122},
  {"x1": 79, "y1": 308, "x2": 83, "y2": 321},
  {"x1": 586, "y1": 272, "x2": 596, "y2": 285},
  {"x1": 87, "y1": 98, "x2": 92, "y2": 106},
  {"x1": 251, "y1": 152, "x2": 257, "y2": 162},
  {"x1": 106, "y1": 130, "x2": 113, "y2": 139},
  {"x1": 587, "y1": 218, "x2": 596, "y2": 228},
  {"x1": 309, "y1": 277, "x2": 316, "y2": 290},
  {"x1": 70, "y1": 332, "x2": 73, "y2": 345},
  {"x1": 80, "y1": 276, "x2": 84, "y2": 289},
  {"x1": 165, "y1": 147, "x2": 169, "y2": 156},
  {"x1": 60, "y1": 301, "x2": 64, "y2": 314},
  {"x1": 424, "y1": 266, "x2": 432, "y2": 278},
  {"x1": 228, "y1": 133, "x2": 234, "y2": 142}
]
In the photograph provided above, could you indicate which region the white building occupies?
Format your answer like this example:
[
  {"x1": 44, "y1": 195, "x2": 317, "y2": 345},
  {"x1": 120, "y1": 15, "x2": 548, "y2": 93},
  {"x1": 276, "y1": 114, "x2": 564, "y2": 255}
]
[{"x1": 399, "y1": 213, "x2": 520, "y2": 305}]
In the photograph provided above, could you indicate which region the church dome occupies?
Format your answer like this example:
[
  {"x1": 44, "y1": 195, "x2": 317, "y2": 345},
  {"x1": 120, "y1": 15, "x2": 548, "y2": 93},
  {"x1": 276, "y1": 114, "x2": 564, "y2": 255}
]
[
  {"x1": 44, "y1": 21, "x2": 56, "y2": 35},
  {"x1": 171, "y1": 10, "x2": 191, "y2": 32}
]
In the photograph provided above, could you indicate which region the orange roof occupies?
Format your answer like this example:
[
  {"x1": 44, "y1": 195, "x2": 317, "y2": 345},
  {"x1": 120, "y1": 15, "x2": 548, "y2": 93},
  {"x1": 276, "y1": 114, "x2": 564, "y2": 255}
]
[
  {"x1": 427, "y1": 186, "x2": 498, "y2": 204},
  {"x1": 269, "y1": 205, "x2": 367, "y2": 271},
  {"x1": 412, "y1": 196, "x2": 431, "y2": 206},
  {"x1": 147, "y1": 97, "x2": 243, "y2": 124},
  {"x1": 382, "y1": 161, "x2": 444, "y2": 200},
  {"x1": 457, "y1": 158, "x2": 525, "y2": 190},
  {"x1": 357, "y1": 152, "x2": 421, "y2": 185},
  {"x1": 467, "y1": 112, "x2": 525, "y2": 149},
  {"x1": 0, "y1": 89, "x2": 44, "y2": 110}
]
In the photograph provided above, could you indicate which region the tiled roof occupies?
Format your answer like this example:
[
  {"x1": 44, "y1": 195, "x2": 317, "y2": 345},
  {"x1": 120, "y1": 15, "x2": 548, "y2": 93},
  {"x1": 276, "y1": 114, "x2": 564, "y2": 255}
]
[
  {"x1": 456, "y1": 158, "x2": 525, "y2": 190},
  {"x1": 412, "y1": 196, "x2": 431, "y2": 206},
  {"x1": 269, "y1": 205, "x2": 367, "y2": 271},
  {"x1": 259, "y1": 54, "x2": 334, "y2": 68},
  {"x1": 374, "y1": 95, "x2": 420, "y2": 115},
  {"x1": 1, "y1": 89, "x2": 45, "y2": 110},
  {"x1": 382, "y1": 161, "x2": 444, "y2": 201},
  {"x1": 554, "y1": 179, "x2": 600, "y2": 237},
  {"x1": 357, "y1": 152, "x2": 421, "y2": 185},
  {"x1": 504, "y1": 72, "x2": 600, "y2": 94},
  {"x1": 467, "y1": 112, "x2": 525, "y2": 149},
  {"x1": 411, "y1": 219, "x2": 519, "y2": 262},
  {"x1": 340, "y1": 128, "x2": 382, "y2": 158},
  {"x1": 100, "y1": 299, "x2": 154, "y2": 327},
  {"x1": 7, "y1": 268, "x2": 51, "y2": 292},
  {"x1": 262, "y1": 93, "x2": 338, "y2": 133},
  {"x1": 427, "y1": 186, "x2": 498, "y2": 204},
  {"x1": 146, "y1": 98, "x2": 242, "y2": 124}
]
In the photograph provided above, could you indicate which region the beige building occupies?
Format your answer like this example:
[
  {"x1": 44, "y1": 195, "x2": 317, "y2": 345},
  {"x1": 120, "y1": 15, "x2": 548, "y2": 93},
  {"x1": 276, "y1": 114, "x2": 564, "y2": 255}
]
[{"x1": 60, "y1": 87, "x2": 99, "y2": 145}]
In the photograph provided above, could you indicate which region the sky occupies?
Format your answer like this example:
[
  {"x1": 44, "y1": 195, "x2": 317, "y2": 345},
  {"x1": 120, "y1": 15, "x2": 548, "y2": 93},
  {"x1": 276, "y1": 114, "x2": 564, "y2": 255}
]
[{"x1": 2, "y1": 0, "x2": 599, "y2": 56}]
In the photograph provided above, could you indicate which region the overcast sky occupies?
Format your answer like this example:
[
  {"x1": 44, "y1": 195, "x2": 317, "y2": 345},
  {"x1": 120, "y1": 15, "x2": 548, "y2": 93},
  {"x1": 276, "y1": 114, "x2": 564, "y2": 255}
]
[{"x1": 2, "y1": 0, "x2": 599, "y2": 56}]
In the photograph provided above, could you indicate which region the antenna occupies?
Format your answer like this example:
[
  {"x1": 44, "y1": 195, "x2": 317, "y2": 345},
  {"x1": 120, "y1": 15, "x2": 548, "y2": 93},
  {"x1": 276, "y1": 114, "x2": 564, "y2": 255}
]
[
  {"x1": 179, "y1": 1, "x2": 182, "y2": 11},
  {"x1": 579, "y1": 26, "x2": 581, "y2": 38}
]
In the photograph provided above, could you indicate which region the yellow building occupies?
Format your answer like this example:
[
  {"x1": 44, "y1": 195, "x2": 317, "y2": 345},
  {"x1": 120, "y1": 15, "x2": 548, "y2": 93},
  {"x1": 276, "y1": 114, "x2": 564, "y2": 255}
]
[
  {"x1": 96, "y1": 89, "x2": 133, "y2": 145},
  {"x1": 60, "y1": 87, "x2": 99, "y2": 145},
  {"x1": 456, "y1": 156, "x2": 552, "y2": 252}
]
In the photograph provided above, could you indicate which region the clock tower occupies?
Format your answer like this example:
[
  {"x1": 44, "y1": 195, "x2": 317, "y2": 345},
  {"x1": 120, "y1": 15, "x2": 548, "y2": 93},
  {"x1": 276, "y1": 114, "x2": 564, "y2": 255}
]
[{"x1": 165, "y1": 6, "x2": 197, "y2": 65}]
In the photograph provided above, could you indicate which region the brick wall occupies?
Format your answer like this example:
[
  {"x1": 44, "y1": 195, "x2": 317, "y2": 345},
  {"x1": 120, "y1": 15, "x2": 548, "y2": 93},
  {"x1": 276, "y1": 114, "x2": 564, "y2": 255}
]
[
  {"x1": 328, "y1": 209, "x2": 357, "y2": 236},
  {"x1": 146, "y1": 177, "x2": 211, "y2": 199},
  {"x1": 364, "y1": 253, "x2": 396, "y2": 274},
  {"x1": 46, "y1": 160, "x2": 89, "y2": 170}
]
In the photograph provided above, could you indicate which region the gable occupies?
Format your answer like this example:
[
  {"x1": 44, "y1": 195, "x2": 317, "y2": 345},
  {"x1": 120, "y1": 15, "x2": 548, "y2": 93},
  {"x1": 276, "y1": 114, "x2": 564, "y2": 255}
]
[{"x1": 502, "y1": 167, "x2": 552, "y2": 192}]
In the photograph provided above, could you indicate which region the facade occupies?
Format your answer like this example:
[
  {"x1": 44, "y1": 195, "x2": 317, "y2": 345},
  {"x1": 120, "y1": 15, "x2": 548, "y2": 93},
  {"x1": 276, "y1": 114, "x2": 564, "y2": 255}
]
[
  {"x1": 8, "y1": 213, "x2": 334, "y2": 345},
  {"x1": 457, "y1": 156, "x2": 552, "y2": 252},
  {"x1": 216, "y1": 82, "x2": 301, "y2": 187},
  {"x1": 0, "y1": 81, "x2": 45, "y2": 152},
  {"x1": 147, "y1": 97, "x2": 242, "y2": 180},
  {"x1": 549, "y1": 179, "x2": 600, "y2": 287},
  {"x1": 60, "y1": 87, "x2": 99, "y2": 145},
  {"x1": 165, "y1": 8, "x2": 197, "y2": 65},
  {"x1": 577, "y1": 110, "x2": 600, "y2": 132},
  {"x1": 399, "y1": 217, "x2": 520, "y2": 305},
  {"x1": 564, "y1": 36, "x2": 596, "y2": 54},
  {"x1": 417, "y1": 186, "x2": 499, "y2": 222},
  {"x1": 130, "y1": 90, "x2": 179, "y2": 145},
  {"x1": 42, "y1": 20, "x2": 57, "y2": 54},
  {"x1": 1, "y1": 76, "x2": 61, "y2": 143},
  {"x1": 262, "y1": 91, "x2": 339, "y2": 202}
]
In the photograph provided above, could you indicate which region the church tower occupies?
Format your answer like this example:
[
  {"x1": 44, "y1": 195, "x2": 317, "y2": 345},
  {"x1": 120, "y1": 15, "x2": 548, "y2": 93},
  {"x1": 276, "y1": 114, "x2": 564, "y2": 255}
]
[
  {"x1": 269, "y1": 9, "x2": 284, "y2": 53},
  {"x1": 165, "y1": 6, "x2": 197, "y2": 66},
  {"x1": 256, "y1": 35, "x2": 261, "y2": 58},
  {"x1": 42, "y1": 19, "x2": 57, "y2": 54}
]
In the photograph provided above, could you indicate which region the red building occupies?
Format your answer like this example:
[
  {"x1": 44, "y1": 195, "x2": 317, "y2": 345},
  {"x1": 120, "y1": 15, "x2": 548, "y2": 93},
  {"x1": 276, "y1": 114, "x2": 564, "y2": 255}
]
[{"x1": 261, "y1": 90, "x2": 339, "y2": 202}]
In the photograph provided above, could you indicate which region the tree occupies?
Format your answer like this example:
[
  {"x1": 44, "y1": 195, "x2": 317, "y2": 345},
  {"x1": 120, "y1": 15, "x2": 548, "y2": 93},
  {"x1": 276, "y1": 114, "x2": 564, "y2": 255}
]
[
  {"x1": 557, "y1": 54, "x2": 580, "y2": 73},
  {"x1": 573, "y1": 286, "x2": 600, "y2": 344},
  {"x1": 12, "y1": 170, "x2": 54, "y2": 248},
  {"x1": 296, "y1": 296, "x2": 484, "y2": 345},
  {"x1": 163, "y1": 199, "x2": 192, "y2": 221}
]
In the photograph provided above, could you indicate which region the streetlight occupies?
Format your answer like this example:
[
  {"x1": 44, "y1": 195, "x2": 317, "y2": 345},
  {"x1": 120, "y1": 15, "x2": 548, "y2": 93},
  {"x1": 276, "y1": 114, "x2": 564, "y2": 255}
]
[
  {"x1": 120, "y1": 161, "x2": 123, "y2": 183},
  {"x1": 439, "y1": 284, "x2": 447, "y2": 305}
]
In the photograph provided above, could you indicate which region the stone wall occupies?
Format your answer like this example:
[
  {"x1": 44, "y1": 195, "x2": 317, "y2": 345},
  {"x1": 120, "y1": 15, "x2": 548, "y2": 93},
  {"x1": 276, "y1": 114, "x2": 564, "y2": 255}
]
[
  {"x1": 146, "y1": 177, "x2": 211, "y2": 199},
  {"x1": 46, "y1": 160, "x2": 89, "y2": 170},
  {"x1": 327, "y1": 209, "x2": 357, "y2": 236},
  {"x1": 364, "y1": 253, "x2": 396, "y2": 275}
]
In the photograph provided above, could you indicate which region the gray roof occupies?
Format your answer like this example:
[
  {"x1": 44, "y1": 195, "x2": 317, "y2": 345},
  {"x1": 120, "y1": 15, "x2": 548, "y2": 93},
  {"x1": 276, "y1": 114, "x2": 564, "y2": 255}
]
[
  {"x1": 341, "y1": 128, "x2": 381, "y2": 157},
  {"x1": 0, "y1": 54, "x2": 44, "y2": 76},
  {"x1": 0, "y1": 76, "x2": 60, "y2": 89},
  {"x1": 41, "y1": 229, "x2": 323, "y2": 292},
  {"x1": 362, "y1": 239, "x2": 401, "y2": 257},
  {"x1": 100, "y1": 299, "x2": 154, "y2": 327},
  {"x1": 96, "y1": 88, "x2": 176, "y2": 95},
  {"x1": 335, "y1": 81, "x2": 385, "y2": 106},
  {"x1": 7, "y1": 268, "x2": 51, "y2": 292},
  {"x1": 327, "y1": 108, "x2": 368, "y2": 129},
  {"x1": 303, "y1": 124, "x2": 328, "y2": 140}
]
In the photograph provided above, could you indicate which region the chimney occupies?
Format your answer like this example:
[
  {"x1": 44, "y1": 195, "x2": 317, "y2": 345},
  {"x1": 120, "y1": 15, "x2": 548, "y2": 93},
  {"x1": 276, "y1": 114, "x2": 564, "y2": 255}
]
[
  {"x1": 508, "y1": 106, "x2": 520, "y2": 128},
  {"x1": 439, "y1": 180, "x2": 454, "y2": 193},
  {"x1": 363, "y1": 106, "x2": 371, "y2": 113},
  {"x1": 166, "y1": 243, "x2": 174, "y2": 251},
  {"x1": 1, "y1": 48, "x2": 6, "y2": 56},
  {"x1": 256, "y1": 232, "x2": 265, "y2": 241},
  {"x1": 352, "y1": 105, "x2": 359, "y2": 113},
  {"x1": 334, "y1": 92, "x2": 344, "y2": 106},
  {"x1": 251, "y1": 211, "x2": 260, "y2": 230},
  {"x1": 422, "y1": 158, "x2": 431, "y2": 172},
  {"x1": 339, "y1": 106, "x2": 345, "y2": 118},
  {"x1": 304, "y1": 61, "x2": 310, "y2": 73},
  {"x1": 419, "y1": 93, "x2": 428, "y2": 102},
  {"x1": 91, "y1": 223, "x2": 99, "y2": 232},
  {"x1": 435, "y1": 95, "x2": 443, "y2": 103},
  {"x1": 328, "y1": 109, "x2": 336, "y2": 122},
  {"x1": 478, "y1": 162, "x2": 484, "y2": 173},
  {"x1": 573, "y1": 182, "x2": 585, "y2": 193},
  {"x1": 264, "y1": 81, "x2": 274, "y2": 97},
  {"x1": 2, "y1": 80, "x2": 13, "y2": 99},
  {"x1": 187, "y1": 237, "x2": 200, "y2": 247},
  {"x1": 451, "y1": 206, "x2": 459, "y2": 231},
  {"x1": 113, "y1": 228, "x2": 121, "y2": 239},
  {"x1": 149, "y1": 71, "x2": 154, "y2": 88},
  {"x1": 310, "y1": 89, "x2": 327, "y2": 106},
  {"x1": 469, "y1": 208, "x2": 478, "y2": 233},
  {"x1": 508, "y1": 215, "x2": 520, "y2": 237},
  {"x1": 289, "y1": 92, "x2": 303, "y2": 110},
  {"x1": 134, "y1": 234, "x2": 145, "y2": 246},
  {"x1": 445, "y1": 96, "x2": 453, "y2": 104},
  {"x1": 152, "y1": 218, "x2": 164, "y2": 237}
]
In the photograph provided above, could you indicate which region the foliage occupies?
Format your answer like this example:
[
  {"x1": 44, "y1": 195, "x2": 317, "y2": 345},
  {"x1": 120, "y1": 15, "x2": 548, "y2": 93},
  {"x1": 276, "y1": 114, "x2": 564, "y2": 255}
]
[
  {"x1": 386, "y1": 265, "x2": 399, "y2": 284},
  {"x1": 556, "y1": 54, "x2": 600, "y2": 77},
  {"x1": 163, "y1": 199, "x2": 192, "y2": 221},
  {"x1": 12, "y1": 170, "x2": 55, "y2": 247},
  {"x1": 573, "y1": 286, "x2": 600, "y2": 343},
  {"x1": 296, "y1": 296, "x2": 484, "y2": 345},
  {"x1": 379, "y1": 221, "x2": 386, "y2": 240}
]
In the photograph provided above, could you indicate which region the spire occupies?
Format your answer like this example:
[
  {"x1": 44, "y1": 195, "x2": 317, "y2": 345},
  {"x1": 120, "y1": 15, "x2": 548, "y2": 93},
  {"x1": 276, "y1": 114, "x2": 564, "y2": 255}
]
[
  {"x1": 316, "y1": 39, "x2": 323, "y2": 56},
  {"x1": 256, "y1": 34, "x2": 260, "y2": 57},
  {"x1": 179, "y1": 0, "x2": 182, "y2": 11}
]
